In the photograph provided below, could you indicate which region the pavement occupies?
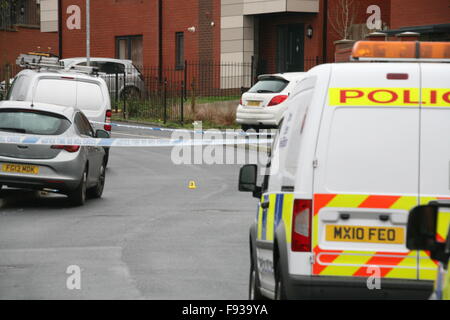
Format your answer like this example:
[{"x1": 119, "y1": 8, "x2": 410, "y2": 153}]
[{"x1": 0, "y1": 124, "x2": 264, "y2": 300}]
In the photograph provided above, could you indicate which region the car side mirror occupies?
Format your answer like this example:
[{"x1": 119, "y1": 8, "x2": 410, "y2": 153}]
[
  {"x1": 95, "y1": 129, "x2": 110, "y2": 139},
  {"x1": 407, "y1": 203, "x2": 450, "y2": 265},
  {"x1": 239, "y1": 165, "x2": 257, "y2": 192},
  {"x1": 238, "y1": 165, "x2": 263, "y2": 199}
]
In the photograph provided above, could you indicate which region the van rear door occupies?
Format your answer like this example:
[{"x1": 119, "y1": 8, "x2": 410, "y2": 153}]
[
  {"x1": 418, "y1": 63, "x2": 450, "y2": 281},
  {"x1": 312, "y1": 63, "x2": 421, "y2": 280}
]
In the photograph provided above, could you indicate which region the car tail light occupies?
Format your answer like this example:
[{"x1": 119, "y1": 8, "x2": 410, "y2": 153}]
[
  {"x1": 104, "y1": 109, "x2": 112, "y2": 131},
  {"x1": 51, "y1": 145, "x2": 80, "y2": 153},
  {"x1": 239, "y1": 97, "x2": 243, "y2": 106},
  {"x1": 292, "y1": 199, "x2": 312, "y2": 252},
  {"x1": 268, "y1": 95, "x2": 288, "y2": 107}
]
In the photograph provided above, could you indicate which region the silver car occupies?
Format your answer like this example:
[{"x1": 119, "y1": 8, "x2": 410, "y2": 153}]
[
  {"x1": 0, "y1": 101, "x2": 109, "y2": 206},
  {"x1": 61, "y1": 57, "x2": 145, "y2": 99}
]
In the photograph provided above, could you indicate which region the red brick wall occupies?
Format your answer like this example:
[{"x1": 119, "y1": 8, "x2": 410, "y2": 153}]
[
  {"x1": 61, "y1": 0, "x2": 158, "y2": 66},
  {"x1": 161, "y1": 0, "x2": 199, "y2": 66},
  {"x1": 326, "y1": 0, "x2": 390, "y2": 60},
  {"x1": 390, "y1": 0, "x2": 450, "y2": 29},
  {"x1": 61, "y1": 0, "x2": 221, "y2": 67},
  {"x1": 0, "y1": 27, "x2": 58, "y2": 67}
]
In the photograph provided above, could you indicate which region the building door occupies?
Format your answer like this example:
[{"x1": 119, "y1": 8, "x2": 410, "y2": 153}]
[{"x1": 277, "y1": 24, "x2": 304, "y2": 73}]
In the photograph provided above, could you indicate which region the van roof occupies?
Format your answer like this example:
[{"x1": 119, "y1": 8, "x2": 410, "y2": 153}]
[
  {"x1": 61, "y1": 57, "x2": 133, "y2": 65},
  {"x1": 0, "y1": 100, "x2": 78, "y2": 119},
  {"x1": 15, "y1": 68, "x2": 105, "y2": 83}
]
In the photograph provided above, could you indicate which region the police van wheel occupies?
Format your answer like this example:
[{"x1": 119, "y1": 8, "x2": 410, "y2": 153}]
[
  {"x1": 249, "y1": 263, "x2": 267, "y2": 300},
  {"x1": 275, "y1": 262, "x2": 287, "y2": 300}
]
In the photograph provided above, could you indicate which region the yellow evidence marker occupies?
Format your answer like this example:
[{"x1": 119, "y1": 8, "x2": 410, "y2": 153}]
[{"x1": 188, "y1": 181, "x2": 197, "y2": 190}]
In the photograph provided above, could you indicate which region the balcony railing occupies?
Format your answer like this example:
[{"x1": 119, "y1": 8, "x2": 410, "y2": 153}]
[{"x1": 0, "y1": 0, "x2": 40, "y2": 30}]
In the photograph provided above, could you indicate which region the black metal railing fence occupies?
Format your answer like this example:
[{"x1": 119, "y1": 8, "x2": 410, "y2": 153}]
[{"x1": 0, "y1": 56, "x2": 327, "y2": 123}]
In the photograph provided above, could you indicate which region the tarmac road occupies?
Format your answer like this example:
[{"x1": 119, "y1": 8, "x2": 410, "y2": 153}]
[{"x1": 0, "y1": 124, "x2": 262, "y2": 299}]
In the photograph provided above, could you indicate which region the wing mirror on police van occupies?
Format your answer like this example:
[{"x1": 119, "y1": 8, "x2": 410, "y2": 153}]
[
  {"x1": 95, "y1": 129, "x2": 110, "y2": 139},
  {"x1": 407, "y1": 202, "x2": 450, "y2": 266},
  {"x1": 238, "y1": 165, "x2": 262, "y2": 199}
]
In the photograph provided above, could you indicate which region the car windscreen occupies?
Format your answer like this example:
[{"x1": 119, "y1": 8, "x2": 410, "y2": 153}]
[
  {"x1": 0, "y1": 109, "x2": 71, "y2": 135},
  {"x1": 247, "y1": 78, "x2": 289, "y2": 94}
]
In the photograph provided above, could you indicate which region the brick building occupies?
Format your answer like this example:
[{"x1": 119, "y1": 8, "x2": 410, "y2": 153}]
[
  {"x1": 1, "y1": 0, "x2": 449, "y2": 80},
  {"x1": 388, "y1": 0, "x2": 450, "y2": 41}
]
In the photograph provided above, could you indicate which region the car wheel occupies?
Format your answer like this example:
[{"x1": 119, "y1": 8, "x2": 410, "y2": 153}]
[
  {"x1": 249, "y1": 262, "x2": 267, "y2": 300},
  {"x1": 104, "y1": 148, "x2": 110, "y2": 167},
  {"x1": 275, "y1": 261, "x2": 287, "y2": 300},
  {"x1": 241, "y1": 124, "x2": 251, "y2": 131},
  {"x1": 87, "y1": 162, "x2": 105, "y2": 199},
  {"x1": 68, "y1": 169, "x2": 87, "y2": 206}
]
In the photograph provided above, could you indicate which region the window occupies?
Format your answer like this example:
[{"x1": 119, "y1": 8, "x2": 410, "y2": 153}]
[
  {"x1": 324, "y1": 107, "x2": 419, "y2": 194},
  {"x1": 76, "y1": 81, "x2": 104, "y2": 111},
  {"x1": 7, "y1": 75, "x2": 32, "y2": 101},
  {"x1": 34, "y1": 78, "x2": 77, "y2": 107},
  {"x1": 33, "y1": 78, "x2": 104, "y2": 112},
  {"x1": 74, "y1": 112, "x2": 94, "y2": 137},
  {"x1": 116, "y1": 36, "x2": 143, "y2": 68},
  {"x1": 0, "y1": 109, "x2": 71, "y2": 136},
  {"x1": 248, "y1": 78, "x2": 289, "y2": 94},
  {"x1": 175, "y1": 32, "x2": 185, "y2": 70},
  {"x1": 0, "y1": 0, "x2": 40, "y2": 29}
]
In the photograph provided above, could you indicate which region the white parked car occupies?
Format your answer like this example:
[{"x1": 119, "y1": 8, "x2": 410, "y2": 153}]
[
  {"x1": 61, "y1": 57, "x2": 145, "y2": 99},
  {"x1": 236, "y1": 72, "x2": 306, "y2": 130}
]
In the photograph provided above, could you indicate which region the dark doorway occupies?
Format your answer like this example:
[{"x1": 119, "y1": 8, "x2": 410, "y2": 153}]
[{"x1": 277, "y1": 24, "x2": 304, "y2": 73}]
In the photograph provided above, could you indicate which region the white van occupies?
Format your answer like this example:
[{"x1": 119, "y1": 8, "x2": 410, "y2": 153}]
[
  {"x1": 7, "y1": 68, "x2": 111, "y2": 132},
  {"x1": 7, "y1": 67, "x2": 112, "y2": 164},
  {"x1": 239, "y1": 41, "x2": 450, "y2": 299}
]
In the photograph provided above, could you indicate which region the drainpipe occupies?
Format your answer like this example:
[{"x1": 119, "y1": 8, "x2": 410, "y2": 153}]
[
  {"x1": 322, "y1": 0, "x2": 328, "y2": 62},
  {"x1": 158, "y1": 0, "x2": 163, "y2": 82},
  {"x1": 58, "y1": 0, "x2": 63, "y2": 59}
]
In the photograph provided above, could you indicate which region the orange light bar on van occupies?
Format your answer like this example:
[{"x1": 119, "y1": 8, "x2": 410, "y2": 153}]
[
  {"x1": 352, "y1": 41, "x2": 416, "y2": 59},
  {"x1": 352, "y1": 41, "x2": 450, "y2": 60},
  {"x1": 420, "y1": 42, "x2": 450, "y2": 59}
]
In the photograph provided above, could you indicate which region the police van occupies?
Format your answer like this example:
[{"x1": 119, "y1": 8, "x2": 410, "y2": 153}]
[{"x1": 238, "y1": 41, "x2": 450, "y2": 299}]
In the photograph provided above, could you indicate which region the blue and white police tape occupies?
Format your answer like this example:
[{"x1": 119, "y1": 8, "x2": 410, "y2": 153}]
[
  {"x1": 0, "y1": 135, "x2": 273, "y2": 148},
  {"x1": 90, "y1": 121, "x2": 273, "y2": 136}
]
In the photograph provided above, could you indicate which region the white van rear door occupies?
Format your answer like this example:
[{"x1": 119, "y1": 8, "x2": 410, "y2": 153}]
[
  {"x1": 33, "y1": 77, "x2": 77, "y2": 108},
  {"x1": 418, "y1": 63, "x2": 450, "y2": 281},
  {"x1": 312, "y1": 63, "x2": 421, "y2": 280},
  {"x1": 75, "y1": 80, "x2": 106, "y2": 123}
]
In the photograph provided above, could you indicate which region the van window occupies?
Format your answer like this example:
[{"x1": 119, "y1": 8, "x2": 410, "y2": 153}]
[
  {"x1": 325, "y1": 108, "x2": 419, "y2": 194},
  {"x1": 34, "y1": 78, "x2": 77, "y2": 107},
  {"x1": 7, "y1": 75, "x2": 32, "y2": 101},
  {"x1": 33, "y1": 79, "x2": 104, "y2": 111},
  {"x1": 76, "y1": 81, "x2": 104, "y2": 111}
]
